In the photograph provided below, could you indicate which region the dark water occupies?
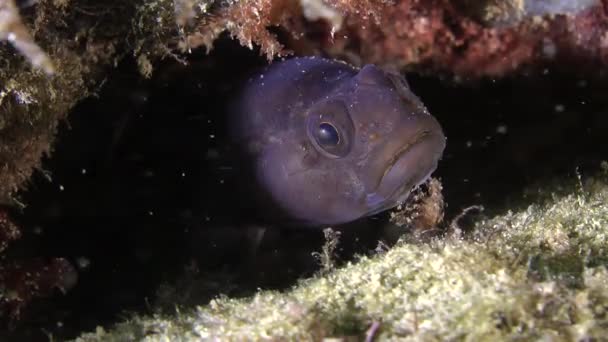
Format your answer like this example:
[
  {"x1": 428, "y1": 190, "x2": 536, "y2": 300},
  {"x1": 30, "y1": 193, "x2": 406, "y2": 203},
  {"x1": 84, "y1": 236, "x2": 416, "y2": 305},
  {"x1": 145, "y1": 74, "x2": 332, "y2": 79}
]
[{"x1": 4, "y1": 38, "x2": 608, "y2": 340}]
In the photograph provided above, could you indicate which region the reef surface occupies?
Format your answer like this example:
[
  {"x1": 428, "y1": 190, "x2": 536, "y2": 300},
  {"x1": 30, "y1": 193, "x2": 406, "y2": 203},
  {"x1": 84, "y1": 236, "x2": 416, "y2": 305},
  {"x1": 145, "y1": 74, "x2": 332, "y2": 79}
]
[
  {"x1": 0, "y1": 0, "x2": 606, "y2": 340},
  {"x1": 74, "y1": 171, "x2": 608, "y2": 341}
]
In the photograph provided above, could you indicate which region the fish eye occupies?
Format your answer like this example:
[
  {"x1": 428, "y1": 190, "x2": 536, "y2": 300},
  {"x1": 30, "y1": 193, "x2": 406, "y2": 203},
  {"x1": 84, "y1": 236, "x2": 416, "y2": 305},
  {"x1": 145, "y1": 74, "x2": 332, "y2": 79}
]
[
  {"x1": 306, "y1": 100, "x2": 354, "y2": 159},
  {"x1": 316, "y1": 122, "x2": 340, "y2": 147}
]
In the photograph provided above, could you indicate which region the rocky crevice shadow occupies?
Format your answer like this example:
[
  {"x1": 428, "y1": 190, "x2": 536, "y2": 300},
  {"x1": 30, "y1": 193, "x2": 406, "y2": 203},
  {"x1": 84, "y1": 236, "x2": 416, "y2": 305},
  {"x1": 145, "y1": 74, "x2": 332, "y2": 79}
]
[{"x1": 11, "y1": 38, "x2": 608, "y2": 340}]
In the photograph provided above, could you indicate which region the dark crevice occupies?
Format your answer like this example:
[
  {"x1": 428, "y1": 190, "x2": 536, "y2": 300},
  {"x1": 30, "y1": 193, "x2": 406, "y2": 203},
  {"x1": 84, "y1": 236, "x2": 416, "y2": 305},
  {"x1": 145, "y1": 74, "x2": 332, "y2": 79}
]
[{"x1": 4, "y1": 37, "x2": 608, "y2": 340}]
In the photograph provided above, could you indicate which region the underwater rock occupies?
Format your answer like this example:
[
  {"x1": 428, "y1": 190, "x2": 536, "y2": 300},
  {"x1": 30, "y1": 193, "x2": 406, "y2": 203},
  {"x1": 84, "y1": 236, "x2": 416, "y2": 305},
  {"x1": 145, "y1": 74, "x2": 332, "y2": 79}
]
[
  {"x1": 323, "y1": 0, "x2": 608, "y2": 76},
  {"x1": 74, "y1": 172, "x2": 608, "y2": 341},
  {"x1": 0, "y1": 210, "x2": 76, "y2": 324},
  {"x1": 0, "y1": 0, "x2": 605, "y2": 338}
]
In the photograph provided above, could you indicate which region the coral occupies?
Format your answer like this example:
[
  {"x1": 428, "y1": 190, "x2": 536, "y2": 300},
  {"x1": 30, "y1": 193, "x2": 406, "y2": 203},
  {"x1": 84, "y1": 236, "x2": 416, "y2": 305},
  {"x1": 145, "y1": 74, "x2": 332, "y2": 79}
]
[
  {"x1": 73, "y1": 171, "x2": 608, "y2": 340},
  {"x1": 174, "y1": 0, "x2": 608, "y2": 77},
  {"x1": 323, "y1": 0, "x2": 608, "y2": 76},
  {"x1": 186, "y1": 0, "x2": 302, "y2": 60},
  {"x1": 185, "y1": 0, "x2": 390, "y2": 60}
]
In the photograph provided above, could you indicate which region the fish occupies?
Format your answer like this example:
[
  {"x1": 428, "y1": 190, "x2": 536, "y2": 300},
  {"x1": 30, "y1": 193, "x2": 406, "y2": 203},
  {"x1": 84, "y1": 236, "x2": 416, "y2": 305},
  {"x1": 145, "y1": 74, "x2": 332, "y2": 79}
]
[{"x1": 230, "y1": 57, "x2": 445, "y2": 227}]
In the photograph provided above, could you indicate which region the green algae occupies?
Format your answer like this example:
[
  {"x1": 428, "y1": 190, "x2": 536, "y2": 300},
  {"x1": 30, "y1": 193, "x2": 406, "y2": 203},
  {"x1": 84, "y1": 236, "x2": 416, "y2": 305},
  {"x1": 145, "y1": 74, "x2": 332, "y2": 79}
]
[{"x1": 74, "y1": 171, "x2": 608, "y2": 341}]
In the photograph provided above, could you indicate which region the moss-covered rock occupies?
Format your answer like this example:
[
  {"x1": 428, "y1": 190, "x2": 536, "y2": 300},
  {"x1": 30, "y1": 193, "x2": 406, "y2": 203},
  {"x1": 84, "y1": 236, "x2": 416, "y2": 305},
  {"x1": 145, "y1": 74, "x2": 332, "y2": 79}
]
[{"x1": 73, "y1": 171, "x2": 608, "y2": 341}]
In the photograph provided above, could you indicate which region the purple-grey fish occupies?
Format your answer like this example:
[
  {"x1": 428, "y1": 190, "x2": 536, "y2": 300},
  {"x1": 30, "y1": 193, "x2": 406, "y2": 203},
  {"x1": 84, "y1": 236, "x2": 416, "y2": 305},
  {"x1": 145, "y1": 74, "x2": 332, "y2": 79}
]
[{"x1": 231, "y1": 57, "x2": 445, "y2": 227}]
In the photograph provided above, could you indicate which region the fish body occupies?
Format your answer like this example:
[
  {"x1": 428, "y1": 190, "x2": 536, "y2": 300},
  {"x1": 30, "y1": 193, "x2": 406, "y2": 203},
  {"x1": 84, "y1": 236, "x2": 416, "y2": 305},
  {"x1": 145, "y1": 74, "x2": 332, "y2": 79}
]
[{"x1": 231, "y1": 57, "x2": 445, "y2": 226}]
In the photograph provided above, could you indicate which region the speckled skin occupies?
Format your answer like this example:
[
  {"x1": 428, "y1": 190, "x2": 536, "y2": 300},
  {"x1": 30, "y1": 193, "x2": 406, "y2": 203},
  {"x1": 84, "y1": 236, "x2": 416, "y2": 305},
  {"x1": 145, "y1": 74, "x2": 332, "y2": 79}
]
[{"x1": 231, "y1": 57, "x2": 445, "y2": 226}]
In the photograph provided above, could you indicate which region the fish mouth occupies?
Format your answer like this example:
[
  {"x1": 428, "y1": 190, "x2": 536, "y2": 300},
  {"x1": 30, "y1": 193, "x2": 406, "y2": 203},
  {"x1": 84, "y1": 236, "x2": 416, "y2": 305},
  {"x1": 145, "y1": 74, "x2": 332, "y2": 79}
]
[
  {"x1": 365, "y1": 129, "x2": 444, "y2": 215},
  {"x1": 382, "y1": 130, "x2": 432, "y2": 183}
]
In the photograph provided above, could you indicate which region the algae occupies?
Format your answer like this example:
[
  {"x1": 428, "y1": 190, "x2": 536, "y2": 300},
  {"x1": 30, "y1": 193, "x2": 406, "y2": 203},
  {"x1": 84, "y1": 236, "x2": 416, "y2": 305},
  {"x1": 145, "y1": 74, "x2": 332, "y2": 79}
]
[
  {"x1": 0, "y1": 0, "x2": 217, "y2": 202},
  {"x1": 0, "y1": 0, "x2": 605, "y2": 339},
  {"x1": 73, "y1": 171, "x2": 608, "y2": 341}
]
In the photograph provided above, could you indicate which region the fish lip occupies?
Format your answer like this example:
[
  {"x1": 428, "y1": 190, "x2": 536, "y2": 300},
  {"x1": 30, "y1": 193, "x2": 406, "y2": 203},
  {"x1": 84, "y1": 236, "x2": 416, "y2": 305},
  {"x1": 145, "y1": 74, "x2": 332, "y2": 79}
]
[
  {"x1": 381, "y1": 129, "x2": 432, "y2": 183},
  {"x1": 367, "y1": 129, "x2": 442, "y2": 213}
]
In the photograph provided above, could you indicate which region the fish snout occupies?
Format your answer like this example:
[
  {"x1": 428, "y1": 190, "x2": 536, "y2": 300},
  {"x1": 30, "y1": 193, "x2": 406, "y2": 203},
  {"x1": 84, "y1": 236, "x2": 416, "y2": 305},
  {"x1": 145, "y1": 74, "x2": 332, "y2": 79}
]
[{"x1": 366, "y1": 114, "x2": 445, "y2": 213}]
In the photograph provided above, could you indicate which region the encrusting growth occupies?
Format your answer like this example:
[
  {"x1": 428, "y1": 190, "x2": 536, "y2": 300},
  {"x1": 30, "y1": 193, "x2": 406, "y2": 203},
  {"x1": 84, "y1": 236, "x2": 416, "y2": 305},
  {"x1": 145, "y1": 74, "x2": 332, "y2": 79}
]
[{"x1": 0, "y1": 0, "x2": 54, "y2": 74}]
